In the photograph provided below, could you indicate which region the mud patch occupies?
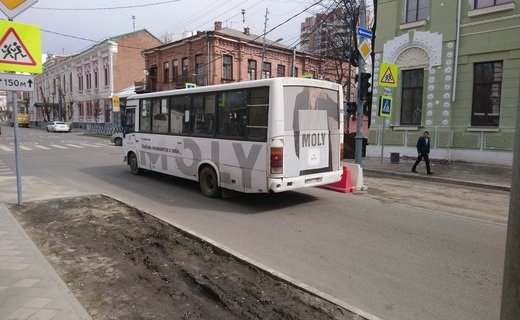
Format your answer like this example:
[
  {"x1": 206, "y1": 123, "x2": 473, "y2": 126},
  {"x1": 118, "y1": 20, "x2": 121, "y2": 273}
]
[{"x1": 10, "y1": 195, "x2": 363, "y2": 320}]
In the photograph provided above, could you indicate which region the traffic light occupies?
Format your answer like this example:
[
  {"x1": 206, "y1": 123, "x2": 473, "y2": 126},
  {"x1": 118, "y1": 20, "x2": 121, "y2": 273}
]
[
  {"x1": 346, "y1": 101, "x2": 357, "y2": 115},
  {"x1": 349, "y1": 50, "x2": 359, "y2": 67},
  {"x1": 355, "y1": 72, "x2": 371, "y2": 100}
]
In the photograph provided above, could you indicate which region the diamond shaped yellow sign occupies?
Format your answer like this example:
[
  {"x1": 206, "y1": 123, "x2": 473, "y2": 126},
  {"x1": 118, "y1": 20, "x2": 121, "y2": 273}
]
[
  {"x1": 358, "y1": 39, "x2": 371, "y2": 61},
  {"x1": 0, "y1": 0, "x2": 37, "y2": 19}
]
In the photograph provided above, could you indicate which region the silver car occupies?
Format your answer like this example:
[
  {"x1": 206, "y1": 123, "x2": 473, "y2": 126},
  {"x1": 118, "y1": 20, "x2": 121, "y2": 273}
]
[
  {"x1": 47, "y1": 121, "x2": 70, "y2": 132},
  {"x1": 111, "y1": 132, "x2": 123, "y2": 146}
]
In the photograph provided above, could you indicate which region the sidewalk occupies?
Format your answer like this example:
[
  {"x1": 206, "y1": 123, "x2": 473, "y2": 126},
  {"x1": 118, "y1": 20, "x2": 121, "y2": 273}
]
[
  {"x1": 349, "y1": 156, "x2": 512, "y2": 192},
  {"x1": 0, "y1": 203, "x2": 92, "y2": 320},
  {"x1": 0, "y1": 157, "x2": 512, "y2": 320}
]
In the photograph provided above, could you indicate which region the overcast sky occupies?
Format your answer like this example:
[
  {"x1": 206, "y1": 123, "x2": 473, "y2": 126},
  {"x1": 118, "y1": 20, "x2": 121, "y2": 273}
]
[{"x1": 6, "y1": 0, "x2": 329, "y2": 55}]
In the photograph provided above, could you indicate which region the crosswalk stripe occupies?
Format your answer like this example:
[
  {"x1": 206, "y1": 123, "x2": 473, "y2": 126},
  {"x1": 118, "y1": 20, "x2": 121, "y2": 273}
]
[
  {"x1": 50, "y1": 144, "x2": 68, "y2": 149},
  {"x1": 0, "y1": 145, "x2": 12, "y2": 151},
  {"x1": 64, "y1": 144, "x2": 85, "y2": 149},
  {"x1": 93, "y1": 143, "x2": 111, "y2": 147},
  {"x1": 20, "y1": 146, "x2": 32, "y2": 151},
  {"x1": 34, "y1": 145, "x2": 52, "y2": 150},
  {"x1": 80, "y1": 143, "x2": 102, "y2": 148}
]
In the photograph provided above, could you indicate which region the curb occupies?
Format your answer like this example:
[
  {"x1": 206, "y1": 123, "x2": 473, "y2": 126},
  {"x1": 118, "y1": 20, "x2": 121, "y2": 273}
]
[{"x1": 363, "y1": 168, "x2": 511, "y2": 192}]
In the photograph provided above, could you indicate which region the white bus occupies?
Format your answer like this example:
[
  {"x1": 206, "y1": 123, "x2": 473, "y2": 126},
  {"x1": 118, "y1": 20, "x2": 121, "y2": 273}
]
[{"x1": 122, "y1": 77, "x2": 344, "y2": 197}]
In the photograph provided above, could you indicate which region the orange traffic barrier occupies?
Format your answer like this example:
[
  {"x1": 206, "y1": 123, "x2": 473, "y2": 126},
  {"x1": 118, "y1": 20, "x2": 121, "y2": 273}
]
[{"x1": 320, "y1": 166, "x2": 355, "y2": 193}]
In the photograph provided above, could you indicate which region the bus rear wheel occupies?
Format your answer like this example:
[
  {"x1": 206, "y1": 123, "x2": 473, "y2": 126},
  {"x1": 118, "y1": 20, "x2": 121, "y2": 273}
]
[
  {"x1": 199, "y1": 166, "x2": 221, "y2": 198},
  {"x1": 129, "y1": 153, "x2": 142, "y2": 175}
]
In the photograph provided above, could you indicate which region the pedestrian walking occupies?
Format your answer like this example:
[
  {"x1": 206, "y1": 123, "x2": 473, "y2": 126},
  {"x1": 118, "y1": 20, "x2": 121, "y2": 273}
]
[{"x1": 411, "y1": 131, "x2": 433, "y2": 174}]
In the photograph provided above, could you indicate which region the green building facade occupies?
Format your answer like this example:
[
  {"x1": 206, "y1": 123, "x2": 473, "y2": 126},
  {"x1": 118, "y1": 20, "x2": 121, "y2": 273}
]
[{"x1": 369, "y1": 0, "x2": 519, "y2": 165}]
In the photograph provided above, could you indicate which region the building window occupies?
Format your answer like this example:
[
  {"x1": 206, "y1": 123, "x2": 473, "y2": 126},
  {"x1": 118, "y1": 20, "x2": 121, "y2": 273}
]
[
  {"x1": 94, "y1": 70, "x2": 98, "y2": 89},
  {"x1": 471, "y1": 61, "x2": 502, "y2": 127},
  {"x1": 104, "y1": 66, "x2": 109, "y2": 87},
  {"x1": 474, "y1": 0, "x2": 511, "y2": 9},
  {"x1": 173, "y1": 59, "x2": 179, "y2": 82},
  {"x1": 277, "y1": 65, "x2": 285, "y2": 77},
  {"x1": 222, "y1": 55, "x2": 233, "y2": 79},
  {"x1": 195, "y1": 54, "x2": 205, "y2": 85},
  {"x1": 69, "y1": 73, "x2": 73, "y2": 94},
  {"x1": 261, "y1": 62, "x2": 271, "y2": 79},
  {"x1": 406, "y1": 0, "x2": 428, "y2": 23},
  {"x1": 78, "y1": 75, "x2": 83, "y2": 91},
  {"x1": 86, "y1": 72, "x2": 91, "y2": 90},
  {"x1": 294, "y1": 67, "x2": 299, "y2": 77},
  {"x1": 248, "y1": 60, "x2": 257, "y2": 80},
  {"x1": 400, "y1": 69, "x2": 424, "y2": 125},
  {"x1": 182, "y1": 58, "x2": 189, "y2": 82},
  {"x1": 163, "y1": 62, "x2": 169, "y2": 83}
]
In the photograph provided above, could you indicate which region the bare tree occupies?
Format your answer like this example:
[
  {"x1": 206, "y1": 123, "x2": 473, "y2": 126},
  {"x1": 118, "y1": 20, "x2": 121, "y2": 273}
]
[{"x1": 39, "y1": 86, "x2": 52, "y2": 122}]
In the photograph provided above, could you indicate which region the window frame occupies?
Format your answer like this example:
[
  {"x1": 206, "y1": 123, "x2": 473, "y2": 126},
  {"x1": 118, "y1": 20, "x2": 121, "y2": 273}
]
[
  {"x1": 163, "y1": 62, "x2": 169, "y2": 84},
  {"x1": 405, "y1": 0, "x2": 429, "y2": 23},
  {"x1": 248, "y1": 59, "x2": 257, "y2": 80},
  {"x1": 400, "y1": 69, "x2": 424, "y2": 126},
  {"x1": 261, "y1": 62, "x2": 271, "y2": 79},
  {"x1": 474, "y1": 0, "x2": 512, "y2": 9},
  {"x1": 222, "y1": 55, "x2": 233, "y2": 80},
  {"x1": 471, "y1": 61, "x2": 502, "y2": 127}
]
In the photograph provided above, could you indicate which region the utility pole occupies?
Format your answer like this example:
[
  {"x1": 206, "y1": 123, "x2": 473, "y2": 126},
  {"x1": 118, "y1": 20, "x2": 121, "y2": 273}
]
[
  {"x1": 355, "y1": 0, "x2": 367, "y2": 164},
  {"x1": 261, "y1": 8, "x2": 269, "y2": 79},
  {"x1": 500, "y1": 78, "x2": 520, "y2": 319}
]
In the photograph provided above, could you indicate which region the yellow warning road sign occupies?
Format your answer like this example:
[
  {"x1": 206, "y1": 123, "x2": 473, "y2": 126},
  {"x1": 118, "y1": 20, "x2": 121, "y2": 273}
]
[
  {"x1": 378, "y1": 63, "x2": 398, "y2": 88},
  {"x1": 0, "y1": 0, "x2": 38, "y2": 20},
  {"x1": 0, "y1": 20, "x2": 41, "y2": 74}
]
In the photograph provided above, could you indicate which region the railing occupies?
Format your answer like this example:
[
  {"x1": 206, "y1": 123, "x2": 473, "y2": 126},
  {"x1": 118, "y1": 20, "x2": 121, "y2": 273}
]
[{"x1": 86, "y1": 123, "x2": 123, "y2": 135}]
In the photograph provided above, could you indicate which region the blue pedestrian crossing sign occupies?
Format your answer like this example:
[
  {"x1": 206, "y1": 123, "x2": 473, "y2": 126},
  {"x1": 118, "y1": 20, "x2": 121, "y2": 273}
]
[{"x1": 379, "y1": 95, "x2": 393, "y2": 118}]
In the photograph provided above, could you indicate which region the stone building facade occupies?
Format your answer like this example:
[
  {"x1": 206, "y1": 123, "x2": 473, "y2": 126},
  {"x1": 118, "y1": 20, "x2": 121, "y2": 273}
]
[
  {"x1": 139, "y1": 21, "x2": 350, "y2": 93},
  {"x1": 370, "y1": 0, "x2": 519, "y2": 165},
  {"x1": 31, "y1": 30, "x2": 162, "y2": 128}
]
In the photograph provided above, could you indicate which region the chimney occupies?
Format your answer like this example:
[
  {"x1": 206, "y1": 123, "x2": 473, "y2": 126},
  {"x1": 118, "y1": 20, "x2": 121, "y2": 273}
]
[
  {"x1": 244, "y1": 27, "x2": 250, "y2": 35},
  {"x1": 214, "y1": 21, "x2": 222, "y2": 31}
]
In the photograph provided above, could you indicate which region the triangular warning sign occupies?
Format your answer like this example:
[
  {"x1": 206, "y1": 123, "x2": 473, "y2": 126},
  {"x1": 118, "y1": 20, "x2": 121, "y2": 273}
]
[
  {"x1": 0, "y1": 27, "x2": 36, "y2": 66},
  {"x1": 380, "y1": 67, "x2": 396, "y2": 85}
]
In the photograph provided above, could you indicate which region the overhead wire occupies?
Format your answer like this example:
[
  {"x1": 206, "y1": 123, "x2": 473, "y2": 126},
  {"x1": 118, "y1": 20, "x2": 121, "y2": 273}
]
[{"x1": 33, "y1": 0, "x2": 181, "y2": 11}]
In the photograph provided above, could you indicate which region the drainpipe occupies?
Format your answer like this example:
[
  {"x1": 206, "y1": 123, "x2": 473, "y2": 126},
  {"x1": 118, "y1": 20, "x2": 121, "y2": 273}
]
[{"x1": 452, "y1": 0, "x2": 461, "y2": 102}]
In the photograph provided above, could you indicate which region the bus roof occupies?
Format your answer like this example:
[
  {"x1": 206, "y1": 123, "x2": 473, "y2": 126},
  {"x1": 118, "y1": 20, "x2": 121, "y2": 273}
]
[{"x1": 126, "y1": 77, "x2": 341, "y2": 101}]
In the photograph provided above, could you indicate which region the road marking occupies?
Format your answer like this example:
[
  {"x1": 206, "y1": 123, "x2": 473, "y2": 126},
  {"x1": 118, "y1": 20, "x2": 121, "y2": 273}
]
[
  {"x1": 0, "y1": 145, "x2": 12, "y2": 151},
  {"x1": 20, "y1": 146, "x2": 32, "y2": 151},
  {"x1": 80, "y1": 143, "x2": 102, "y2": 148},
  {"x1": 50, "y1": 144, "x2": 68, "y2": 149},
  {"x1": 64, "y1": 144, "x2": 85, "y2": 149},
  {"x1": 34, "y1": 145, "x2": 51, "y2": 150}
]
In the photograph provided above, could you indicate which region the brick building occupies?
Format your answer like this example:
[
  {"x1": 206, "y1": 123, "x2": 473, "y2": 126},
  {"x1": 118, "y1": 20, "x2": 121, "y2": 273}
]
[
  {"x1": 138, "y1": 21, "x2": 349, "y2": 93},
  {"x1": 31, "y1": 30, "x2": 162, "y2": 129}
]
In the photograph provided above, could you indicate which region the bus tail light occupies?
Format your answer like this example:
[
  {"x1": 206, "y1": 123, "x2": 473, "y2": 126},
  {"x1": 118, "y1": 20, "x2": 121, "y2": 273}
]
[{"x1": 270, "y1": 147, "x2": 283, "y2": 174}]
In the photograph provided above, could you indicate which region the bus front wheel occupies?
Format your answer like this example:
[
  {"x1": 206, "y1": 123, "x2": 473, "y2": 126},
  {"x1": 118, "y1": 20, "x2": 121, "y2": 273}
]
[
  {"x1": 199, "y1": 166, "x2": 221, "y2": 198},
  {"x1": 129, "y1": 153, "x2": 142, "y2": 175}
]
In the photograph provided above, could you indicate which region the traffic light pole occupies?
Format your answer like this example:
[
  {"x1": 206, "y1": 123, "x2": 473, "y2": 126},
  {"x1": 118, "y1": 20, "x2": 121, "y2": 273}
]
[{"x1": 355, "y1": 1, "x2": 366, "y2": 165}]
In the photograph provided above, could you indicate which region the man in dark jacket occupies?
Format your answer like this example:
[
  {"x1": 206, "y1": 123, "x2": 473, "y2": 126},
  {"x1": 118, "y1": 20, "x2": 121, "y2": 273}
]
[{"x1": 411, "y1": 131, "x2": 433, "y2": 174}]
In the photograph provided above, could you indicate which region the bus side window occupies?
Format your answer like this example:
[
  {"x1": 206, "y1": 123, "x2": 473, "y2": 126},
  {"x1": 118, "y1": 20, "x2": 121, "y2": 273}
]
[
  {"x1": 247, "y1": 87, "x2": 269, "y2": 141},
  {"x1": 190, "y1": 94, "x2": 215, "y2": 136},
  {"x1": 217, "y1": 90, "x2": 247, "y2": 139},
  {"x1": 140, "y1": 99, "x2": 152, "y2": 132},
  {"x1": 170, "y1": 95, "x2": 190, "y2": 135},
  {"x1": 152, "y1": 98, "x2": 169, "y2": 133}
]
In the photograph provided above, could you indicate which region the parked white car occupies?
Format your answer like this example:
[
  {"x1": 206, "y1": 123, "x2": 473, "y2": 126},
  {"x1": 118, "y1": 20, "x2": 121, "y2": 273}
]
[
  {"x1": 111, "y1": 132, "x2": 123, "y2": 146},
  {"x1": 47, "y1": 121, "x2": 70, "y2": 132}
]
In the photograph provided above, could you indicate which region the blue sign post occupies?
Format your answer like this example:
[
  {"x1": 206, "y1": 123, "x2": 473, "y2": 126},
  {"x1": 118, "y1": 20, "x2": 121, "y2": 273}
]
[{"x1": 357, "y1": 26, "x2": 373, "y2": 39}]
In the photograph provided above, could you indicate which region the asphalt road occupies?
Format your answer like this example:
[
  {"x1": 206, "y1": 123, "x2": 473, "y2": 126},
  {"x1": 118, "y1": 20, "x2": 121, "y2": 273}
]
[{"x1": 0, "y1": 126, "x2": 509, "y2": 320}]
